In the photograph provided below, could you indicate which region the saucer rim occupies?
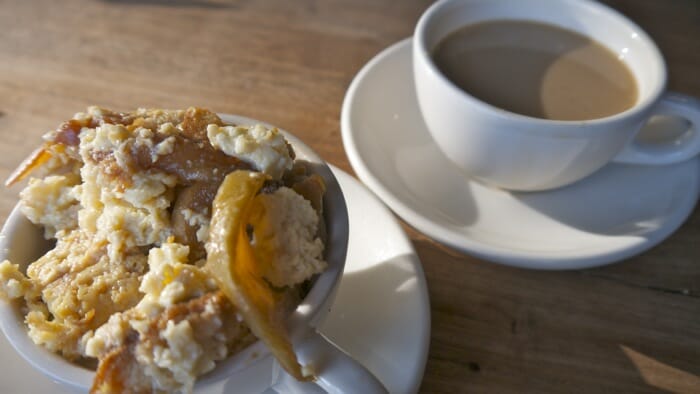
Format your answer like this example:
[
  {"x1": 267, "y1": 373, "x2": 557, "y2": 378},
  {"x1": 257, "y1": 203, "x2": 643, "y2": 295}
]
[{"x1": 341, "y1": 37, "x2": 700, "y2": 269}]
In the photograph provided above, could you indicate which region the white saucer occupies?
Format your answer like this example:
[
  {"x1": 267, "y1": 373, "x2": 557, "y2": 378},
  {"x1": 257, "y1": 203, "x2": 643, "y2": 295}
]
[
  {"x1": 0, "y1": 167, "x2": 430, "y2": 394},
  {"x1": 341, "y1": 38, "x2": 700, "y2": 270}
]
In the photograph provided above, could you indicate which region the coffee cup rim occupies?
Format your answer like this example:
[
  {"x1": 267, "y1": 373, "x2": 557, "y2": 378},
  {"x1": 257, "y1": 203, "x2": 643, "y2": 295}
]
[{"x1": 414, "y1": 0, "x2": 668, "y2": 128}]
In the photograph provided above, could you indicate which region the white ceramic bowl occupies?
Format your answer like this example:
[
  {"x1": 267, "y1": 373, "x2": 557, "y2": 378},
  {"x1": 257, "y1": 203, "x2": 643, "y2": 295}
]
[{"x1": 0, "y1": 115, "x2": 349, "y2": 391}]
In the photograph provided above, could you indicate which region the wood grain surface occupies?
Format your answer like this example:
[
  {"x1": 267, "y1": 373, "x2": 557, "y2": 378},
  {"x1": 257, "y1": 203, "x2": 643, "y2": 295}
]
[{"x1": 1, "y1": 1, "x2": 698, "y2": 393}]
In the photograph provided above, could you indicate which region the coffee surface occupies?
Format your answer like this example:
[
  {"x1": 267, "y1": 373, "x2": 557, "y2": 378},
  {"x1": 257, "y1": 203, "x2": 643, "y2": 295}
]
[{"x1": 432, "y1": 20, "x2": 638, "y2": 121}]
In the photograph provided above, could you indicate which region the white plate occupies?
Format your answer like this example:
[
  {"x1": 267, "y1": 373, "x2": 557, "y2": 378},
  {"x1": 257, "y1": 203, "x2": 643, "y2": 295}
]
[
  {"x1": 341, "y1": 38, "x2": 700, "y2": 270},
  {"x1": 0, "y1": 167, "x2": 430, "y2": 394}
]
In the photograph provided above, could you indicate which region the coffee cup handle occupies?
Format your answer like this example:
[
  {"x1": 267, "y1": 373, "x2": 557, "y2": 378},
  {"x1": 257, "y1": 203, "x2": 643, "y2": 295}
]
[
  {"x1": 268, "y1": 328, "x2": 389, "y2": 394},
  {"x1": 613, "y1": 92, "x2": 700, "y2": 165}
]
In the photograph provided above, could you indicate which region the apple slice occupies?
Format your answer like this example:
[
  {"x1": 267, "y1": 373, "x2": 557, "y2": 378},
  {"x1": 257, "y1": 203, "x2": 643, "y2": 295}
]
[{"x1": 205, "y1": 170, "x2": 311, "y2": 381}]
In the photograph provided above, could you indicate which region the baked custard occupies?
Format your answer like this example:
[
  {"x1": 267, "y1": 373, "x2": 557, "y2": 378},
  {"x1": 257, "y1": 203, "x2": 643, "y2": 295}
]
[{"x1": 0, "y1": 107, "x2": 327, "y2": 393}]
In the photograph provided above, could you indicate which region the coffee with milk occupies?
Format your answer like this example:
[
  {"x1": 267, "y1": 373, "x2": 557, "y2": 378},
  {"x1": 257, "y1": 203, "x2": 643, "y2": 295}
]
[{"x1": 432, "y1": 20, "x2": 638, "y2": 121}]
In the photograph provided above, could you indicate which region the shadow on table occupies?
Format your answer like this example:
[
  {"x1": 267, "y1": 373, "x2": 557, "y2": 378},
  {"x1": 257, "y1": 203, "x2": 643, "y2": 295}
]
[{"x1": 413, "y1": 239, "x2": 700, "y2": 393}]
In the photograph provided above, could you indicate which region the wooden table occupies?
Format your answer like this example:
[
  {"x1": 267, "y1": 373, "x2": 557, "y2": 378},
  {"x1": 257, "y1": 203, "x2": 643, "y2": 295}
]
[{"x1": 1, "y1": 1, "x2": 698, "y2": 393}]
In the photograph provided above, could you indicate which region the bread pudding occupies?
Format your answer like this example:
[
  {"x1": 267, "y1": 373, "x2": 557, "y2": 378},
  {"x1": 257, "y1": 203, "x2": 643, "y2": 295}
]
[{"x1": 0, "y1": 107, "x2": 328, "y2": 393}]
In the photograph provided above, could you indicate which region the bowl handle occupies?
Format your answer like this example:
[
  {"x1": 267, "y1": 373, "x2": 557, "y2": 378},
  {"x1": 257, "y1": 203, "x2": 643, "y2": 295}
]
[{"x1": 268, "y1": 328, "x2": 388, "y2": 394}]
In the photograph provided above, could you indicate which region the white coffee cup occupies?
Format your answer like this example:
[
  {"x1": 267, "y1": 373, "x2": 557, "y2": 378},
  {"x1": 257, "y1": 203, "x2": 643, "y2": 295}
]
[{"x1": 414, "y1": 0, "x2": 700, "y2": 191}]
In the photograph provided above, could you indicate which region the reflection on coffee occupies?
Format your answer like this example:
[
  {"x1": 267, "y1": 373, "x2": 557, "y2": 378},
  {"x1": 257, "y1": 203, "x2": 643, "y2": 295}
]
[{"x1": 432, "y1": 20, "x2": 638, "y2": 121}]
